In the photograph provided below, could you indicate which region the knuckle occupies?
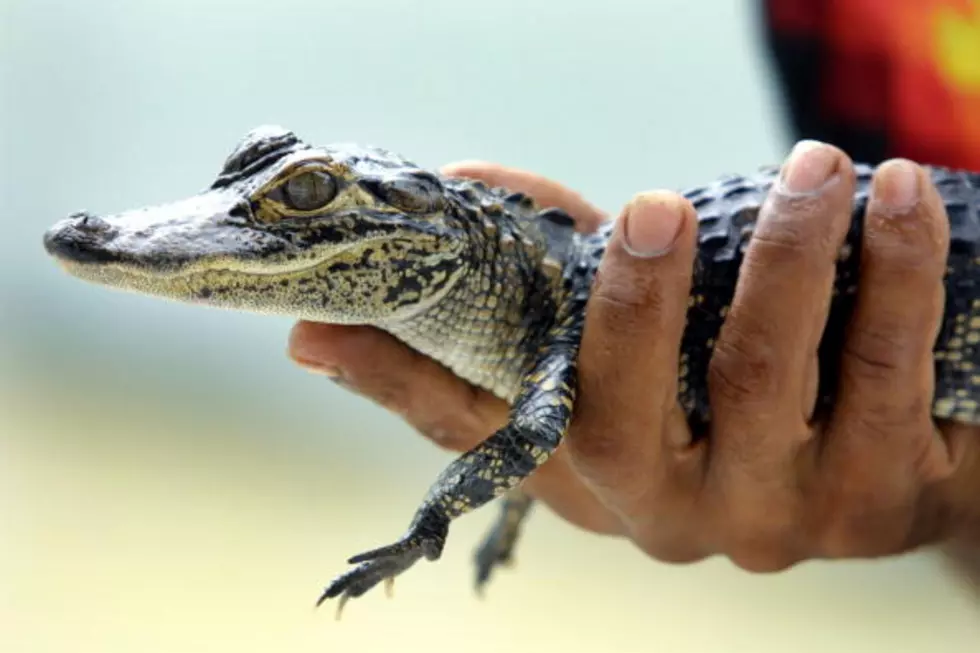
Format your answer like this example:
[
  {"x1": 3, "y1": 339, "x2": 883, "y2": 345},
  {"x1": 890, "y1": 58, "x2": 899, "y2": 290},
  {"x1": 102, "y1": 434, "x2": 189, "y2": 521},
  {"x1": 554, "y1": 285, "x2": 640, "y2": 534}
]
[
  {"x1": 750, "y1": 222, "x2": 817, "y2": 259},
  {"x1": 588, "y1": 281, "x2": 687, "y2": 348},
  {"x1": 744, "y1": 229, "x2": 837, "y2": 289},
  {"x1": 813, "y1": 419, "x2": 947, "y2": 558},
  {"x1": 520, "y1": 458, "x2": 626, "y2": 536},
  {"x1": 566, "y1": 367, "x2": 668, "y2": 478},
  {"x1": 864, "y1": 220, "x2": 945, "y2": 273},
  {"x1": 711, "y1": 490, "x2": 803, "y2": 572},
  {"x1": 625, "y1": 483, "x2": 711, "y2": 563},
  {"x1": 833, "y1": 412, "x2": 903, "y2": 455},
  {"x1": 587, "y1": 226, "x2": 694, "y2": 334},
  {"x1": 809, "y1": 427, "x2": 934, "y2": 556},
  {"x1": 409, "y1": 407, "x2": 486, "y2": 452},
  {"x1": 592, "y1": 241, "x2": 683, "y2": 303},
  {"x1": 756, "y1": 193, "x2": 845, "y2": 255},
  {"x1": 865, "y1": 197, "x2": 949, "y2": 273},
  {"x1": 334, "y1": 372, "x2": 403, "y2": 412},
  {"x1": 564, "y1": 419, "x2": 633, "y2": 480},
  {"x1": 840, "y1": 319, "x2": 913, "y2": 379},
  {"x1": 413, "y1": 423, "x2": 469, "y2": 451},
  {"x1": 634, "y1": 535, "x2": 710, "y2": 565},
  {"x1": 723, "y1": 529, "x2": 802, "y2": 572},
  {"x1": 708, "y1": 323, "x2": 782, "y2": 404},
  {"x1": 728, "y1": 546, "x2": 801, "y2": 573},
  {"x1": 744, "y1": 233, "x2": 827, "y2": 285},
  {"x1": 849, "y1": 396, "x2": 931, "y2": 445},
  {"x1": 590, "y1": 273, "x2": 671, "y2": 334},
  {"x1": 817, "y1": 515, "x2": 910, "y2": 558},
  {"x1": 810, "y1": 484, "x2": 914, "y2": 557}
]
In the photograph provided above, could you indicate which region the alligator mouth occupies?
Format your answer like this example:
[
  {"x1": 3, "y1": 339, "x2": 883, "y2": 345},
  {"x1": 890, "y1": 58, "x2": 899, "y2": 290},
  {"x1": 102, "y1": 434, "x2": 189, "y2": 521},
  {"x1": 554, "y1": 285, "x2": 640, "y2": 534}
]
[
  {"x1": 42, "y1": 209, "x2": 403, "y2": 301},
  {"x1": 43, "y1": 240, "x2": 334, "y2": 310},
  {"x1": 42, "y1": 207, "x2": 315, "y2": 280}
]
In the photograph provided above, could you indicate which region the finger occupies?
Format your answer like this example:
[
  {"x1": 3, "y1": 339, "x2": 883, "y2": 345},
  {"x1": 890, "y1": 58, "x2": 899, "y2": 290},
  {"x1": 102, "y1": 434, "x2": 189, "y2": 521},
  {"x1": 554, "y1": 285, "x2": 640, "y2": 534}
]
[
  {"x1": 288, "y1": 321, "x2": 505, "y2": 451},
  {"x1": 832, "y1": 160, "x2": 949, "y2": 457},
  {"x1": 816, "y1": 160, "x2": 954, "y2": 554},
  {"x1": 564, "y1": 190, "x2": 704, "y2": 553},
  {"x1": 288, "y1": 321, "x2": 622, "y2": 534},
  {"x1": 707, "y1": 141, "x2": 856, "y2": 469},
  {"x1": 440, "y1": 160, "x2": 607, "y2": 233},
  {"x1": 519, "y1": 447, "x2": 625, "y2": 535},
  {"x1": 700, "y1": 142, "x2": 857, "y2": 567}
]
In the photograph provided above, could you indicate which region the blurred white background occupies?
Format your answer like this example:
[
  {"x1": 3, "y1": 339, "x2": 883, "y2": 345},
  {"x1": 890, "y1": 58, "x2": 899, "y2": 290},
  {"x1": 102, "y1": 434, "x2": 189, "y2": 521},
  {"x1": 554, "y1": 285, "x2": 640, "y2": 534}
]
[{"x1": 2, "y1": 1, "x2": 979, "y2": 651}]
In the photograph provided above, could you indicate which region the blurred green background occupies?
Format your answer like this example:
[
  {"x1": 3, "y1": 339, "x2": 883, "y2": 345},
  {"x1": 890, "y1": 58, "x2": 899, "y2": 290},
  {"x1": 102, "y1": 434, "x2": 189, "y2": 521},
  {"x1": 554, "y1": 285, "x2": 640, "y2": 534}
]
[{"x1": 3, "y1": 0, "x2": 980, "y2": 651}]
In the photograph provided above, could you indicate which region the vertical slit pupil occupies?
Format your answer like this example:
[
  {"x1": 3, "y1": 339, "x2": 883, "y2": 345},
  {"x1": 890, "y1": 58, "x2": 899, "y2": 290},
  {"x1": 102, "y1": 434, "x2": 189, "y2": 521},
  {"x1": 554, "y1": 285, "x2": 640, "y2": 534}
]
[{"x1": 285, "y1": 171, "x2": 337, "y2": 211}]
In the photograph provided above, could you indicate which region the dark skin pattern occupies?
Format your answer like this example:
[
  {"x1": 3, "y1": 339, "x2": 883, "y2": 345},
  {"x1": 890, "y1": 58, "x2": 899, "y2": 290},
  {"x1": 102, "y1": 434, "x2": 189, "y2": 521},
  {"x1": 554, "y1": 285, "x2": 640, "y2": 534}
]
[{"x1": 43, "y1": 128, "x2": 980, "y2": 613}]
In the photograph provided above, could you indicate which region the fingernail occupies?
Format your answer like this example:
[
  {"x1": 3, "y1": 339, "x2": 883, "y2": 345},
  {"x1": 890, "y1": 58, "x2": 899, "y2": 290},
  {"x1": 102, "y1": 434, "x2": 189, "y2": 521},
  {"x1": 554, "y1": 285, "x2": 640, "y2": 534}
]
[
  {"x1": 870, "y1": 159, "x2": 920, "y2": 213},
  {"x1": 622, "y1": 193, "x2": 684, "y2": 258},
  {"x1": 779, "y1": 140, "x2": 840, "y2": 194},
  {"x1": 293, "y1": 356, "x2": 342, "y2": 379}
]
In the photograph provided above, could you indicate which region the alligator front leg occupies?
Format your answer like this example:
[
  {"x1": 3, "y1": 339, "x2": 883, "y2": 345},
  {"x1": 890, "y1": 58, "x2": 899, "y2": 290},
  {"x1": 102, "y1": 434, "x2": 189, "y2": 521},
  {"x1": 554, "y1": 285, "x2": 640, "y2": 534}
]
[{"x1": 317, "y1": 320, "x2": 581, "y2": 615}]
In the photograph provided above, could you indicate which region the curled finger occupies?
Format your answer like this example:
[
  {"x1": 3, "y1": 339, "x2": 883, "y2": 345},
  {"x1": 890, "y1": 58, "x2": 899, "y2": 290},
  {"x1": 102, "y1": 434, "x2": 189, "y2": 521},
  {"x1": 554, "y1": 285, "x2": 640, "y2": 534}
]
[
  {"x1": 704, "y1": 141, "x2": 856, "y2": 568},
  {"x1": 441, "y1": 160, "x2": 607, "y2": 233},
  {"x1": 816, "y1": 160, "x2": 955, "y2": 555},
  {"x1": 565, "y1": 191, "x2": 707, "y2": 560}
]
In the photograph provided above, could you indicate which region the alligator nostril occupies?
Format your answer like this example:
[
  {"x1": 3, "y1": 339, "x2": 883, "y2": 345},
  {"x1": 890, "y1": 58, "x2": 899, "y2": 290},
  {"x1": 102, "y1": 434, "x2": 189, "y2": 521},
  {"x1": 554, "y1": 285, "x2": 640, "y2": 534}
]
[
  {"x1": 44, "y1": 212, "x2": 120, "y2": 262},
  {"x1": 74, "y1": 213, "x2": 112, "y2": 233}
]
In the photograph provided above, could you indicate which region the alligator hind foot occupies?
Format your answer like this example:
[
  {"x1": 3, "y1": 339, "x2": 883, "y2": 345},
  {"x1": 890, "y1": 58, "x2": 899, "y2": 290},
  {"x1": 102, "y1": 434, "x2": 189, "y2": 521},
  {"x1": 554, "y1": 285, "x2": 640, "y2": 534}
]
[
  {"x1": 473, "y1": 490, "x2": 534, "y2": 594},
  {"x1": 317, "y1": 509, "x2": 448, "y2": 618}
]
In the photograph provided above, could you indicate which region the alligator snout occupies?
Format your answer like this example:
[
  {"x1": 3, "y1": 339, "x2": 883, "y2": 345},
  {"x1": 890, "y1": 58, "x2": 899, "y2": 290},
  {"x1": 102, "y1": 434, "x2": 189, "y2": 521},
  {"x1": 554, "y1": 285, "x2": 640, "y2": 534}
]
[{"x1": 43, "y1": 211, "x2": 120, "y2": 264}]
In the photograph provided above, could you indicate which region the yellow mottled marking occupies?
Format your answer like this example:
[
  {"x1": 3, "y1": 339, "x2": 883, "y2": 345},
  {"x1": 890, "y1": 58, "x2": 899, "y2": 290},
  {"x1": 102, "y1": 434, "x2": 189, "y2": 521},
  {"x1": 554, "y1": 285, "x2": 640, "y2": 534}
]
[{"x1": 935, "y1": 397, "x2": 957, "y2": 416}]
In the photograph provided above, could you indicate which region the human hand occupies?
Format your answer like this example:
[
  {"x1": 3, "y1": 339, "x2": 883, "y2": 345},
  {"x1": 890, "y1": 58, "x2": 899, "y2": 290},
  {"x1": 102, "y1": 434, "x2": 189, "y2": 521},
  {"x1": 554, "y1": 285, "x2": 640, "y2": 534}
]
[{"x1": 288, "y1": 142, "x2": 980, "y2": 570}]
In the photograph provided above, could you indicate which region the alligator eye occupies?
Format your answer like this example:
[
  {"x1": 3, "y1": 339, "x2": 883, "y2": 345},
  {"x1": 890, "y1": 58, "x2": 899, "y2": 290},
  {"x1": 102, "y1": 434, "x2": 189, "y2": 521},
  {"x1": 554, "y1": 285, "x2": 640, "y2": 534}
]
[{"x1": 281, "y1": 170, "x2": 338, "y2": 212}]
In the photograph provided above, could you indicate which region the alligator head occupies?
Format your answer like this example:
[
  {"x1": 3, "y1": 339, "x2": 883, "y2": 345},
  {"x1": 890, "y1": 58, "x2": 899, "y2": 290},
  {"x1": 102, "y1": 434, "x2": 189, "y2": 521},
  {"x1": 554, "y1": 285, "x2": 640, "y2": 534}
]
[{"x1": 43, "y1": 125, "x2": 474, "y2": 324}]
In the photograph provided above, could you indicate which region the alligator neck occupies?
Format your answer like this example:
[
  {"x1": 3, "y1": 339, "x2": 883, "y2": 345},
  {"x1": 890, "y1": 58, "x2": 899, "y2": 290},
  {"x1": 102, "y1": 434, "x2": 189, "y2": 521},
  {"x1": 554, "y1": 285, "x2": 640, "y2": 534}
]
[{"x1": 383, "y1": 227, "x2": 565, "y2": 402}]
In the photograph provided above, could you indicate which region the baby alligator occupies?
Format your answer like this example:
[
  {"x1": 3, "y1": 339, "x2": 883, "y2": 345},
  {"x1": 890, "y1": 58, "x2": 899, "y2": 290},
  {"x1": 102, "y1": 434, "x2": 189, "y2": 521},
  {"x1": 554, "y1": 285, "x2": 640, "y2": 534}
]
[{"x1": 42, "y1": 125, "x2": 980, "y2": 614}]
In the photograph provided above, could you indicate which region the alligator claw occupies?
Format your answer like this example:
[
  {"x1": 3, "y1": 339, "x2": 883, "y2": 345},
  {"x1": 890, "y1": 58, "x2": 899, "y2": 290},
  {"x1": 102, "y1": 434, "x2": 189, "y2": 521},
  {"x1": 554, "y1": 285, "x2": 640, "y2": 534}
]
[
  {"x1": 316, "y1": 553, "x2": 420, "y2": 619},
  {"x1": 316, "y1": 518, "x2": 447, "y2": 618}
]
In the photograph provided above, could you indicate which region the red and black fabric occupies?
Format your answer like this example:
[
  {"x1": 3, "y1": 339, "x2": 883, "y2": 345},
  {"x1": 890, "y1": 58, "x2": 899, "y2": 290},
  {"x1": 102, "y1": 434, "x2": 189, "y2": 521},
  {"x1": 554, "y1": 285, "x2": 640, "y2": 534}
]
[{"x1": 760, "y1": 0, "x2": 980, "y2": 169}]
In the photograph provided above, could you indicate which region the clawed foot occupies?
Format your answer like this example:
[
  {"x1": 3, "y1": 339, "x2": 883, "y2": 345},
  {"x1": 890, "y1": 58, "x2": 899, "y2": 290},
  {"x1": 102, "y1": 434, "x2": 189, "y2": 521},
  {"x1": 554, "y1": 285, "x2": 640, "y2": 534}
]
[
  {"x1": 473, "y1": 493, "x2": 532, "y2": 595},
  {"x1": 316, "y1": 551, "x2": 420, "y2": 619},
  {"x1": 316, "y1": 517, "x2": 447, "y2": 618},
  {"x1": 473, "y1": 522, "x2": 517, "y2": 595}
]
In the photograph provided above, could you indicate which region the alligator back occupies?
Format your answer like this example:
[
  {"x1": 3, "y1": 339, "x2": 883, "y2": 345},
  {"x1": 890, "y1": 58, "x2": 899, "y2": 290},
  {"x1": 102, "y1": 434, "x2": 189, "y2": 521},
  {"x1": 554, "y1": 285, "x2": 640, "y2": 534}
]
[{"x1": 609, "y1": 164, "x2": 980, "y2": 430}]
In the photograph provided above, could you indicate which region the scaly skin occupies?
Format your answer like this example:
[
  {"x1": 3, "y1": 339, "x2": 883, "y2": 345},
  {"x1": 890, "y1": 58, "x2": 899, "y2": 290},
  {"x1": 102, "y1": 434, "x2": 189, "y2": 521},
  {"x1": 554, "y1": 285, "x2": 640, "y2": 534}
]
[{"x1": 43, "y1": 125, "x2": 980, "y2": 615}]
